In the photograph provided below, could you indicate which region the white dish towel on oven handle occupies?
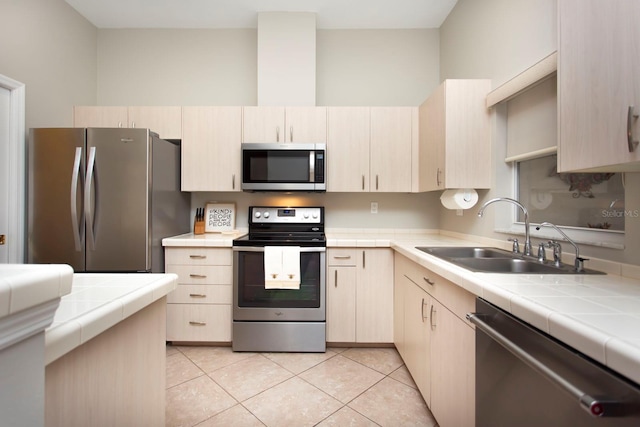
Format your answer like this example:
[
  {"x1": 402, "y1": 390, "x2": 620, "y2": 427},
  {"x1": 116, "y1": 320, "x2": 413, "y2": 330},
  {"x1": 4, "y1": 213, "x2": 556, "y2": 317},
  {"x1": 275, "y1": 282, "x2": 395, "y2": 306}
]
[{"x1": 264, "y1": 246, "x2": 301, "y2": 290}]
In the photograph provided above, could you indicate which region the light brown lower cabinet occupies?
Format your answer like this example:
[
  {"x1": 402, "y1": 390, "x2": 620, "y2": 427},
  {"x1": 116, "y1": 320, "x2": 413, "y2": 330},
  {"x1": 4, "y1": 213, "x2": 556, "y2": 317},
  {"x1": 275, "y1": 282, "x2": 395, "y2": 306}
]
[
  {"x1": 394, "y1": 252, "x2": 475, "y2": 427},
  {"x1": 164, "y1": 247, "x2": 233, "y2": 342},
  {"x1": 327, "y1": 248, "x2": 394, "y2": 343}
]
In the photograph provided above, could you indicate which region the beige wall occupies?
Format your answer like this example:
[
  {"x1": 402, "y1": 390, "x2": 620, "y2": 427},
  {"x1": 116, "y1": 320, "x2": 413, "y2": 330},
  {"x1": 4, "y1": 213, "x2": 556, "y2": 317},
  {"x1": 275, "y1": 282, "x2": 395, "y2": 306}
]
[
  {"x1": 439, "y1": 0, "x2": 640, "y2": 265},
  {"x1": 95, "y1": 28, "x2": 439, "y2": 107},
  {"x1": 0, "y1": 0, "x2": 97, "y2": 128},
  {"x1": 96, "y1": 29, "x2": 257, "y2": 106}
]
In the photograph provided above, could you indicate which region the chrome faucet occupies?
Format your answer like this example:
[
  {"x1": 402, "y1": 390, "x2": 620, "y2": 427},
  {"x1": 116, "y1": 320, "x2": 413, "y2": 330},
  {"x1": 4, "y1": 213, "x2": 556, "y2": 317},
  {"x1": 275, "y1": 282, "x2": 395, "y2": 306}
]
[
  {"x1": 477, "y1": 197, "x2": 532, "y2": 256},
  {"x1": 535, "y1": 222, "x2": 588, "y2": 272}
]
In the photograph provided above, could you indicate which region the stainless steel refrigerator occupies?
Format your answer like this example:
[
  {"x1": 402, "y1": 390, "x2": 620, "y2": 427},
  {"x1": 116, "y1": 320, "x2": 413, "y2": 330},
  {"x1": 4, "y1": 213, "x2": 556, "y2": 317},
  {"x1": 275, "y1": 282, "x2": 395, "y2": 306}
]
[{"x1": 28, "y1": 128, "x2": 190, "y2": 272}]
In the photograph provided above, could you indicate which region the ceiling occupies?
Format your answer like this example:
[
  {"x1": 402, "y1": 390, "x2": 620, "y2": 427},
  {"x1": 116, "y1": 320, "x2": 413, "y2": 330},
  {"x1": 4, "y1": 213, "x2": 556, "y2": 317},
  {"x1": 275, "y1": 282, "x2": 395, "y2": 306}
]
[{"x1": 64, "y1": 0, "x2": 459, "y2": 29}]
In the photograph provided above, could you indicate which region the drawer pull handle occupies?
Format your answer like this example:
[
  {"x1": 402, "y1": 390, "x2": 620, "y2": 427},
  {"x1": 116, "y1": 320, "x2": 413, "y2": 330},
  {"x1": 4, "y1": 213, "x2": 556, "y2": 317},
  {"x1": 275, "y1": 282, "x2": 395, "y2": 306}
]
[
  {"x1": 189, "y1": 255, "x2": 206, "y2": 259},
  {"x1": 430, "y1": 305, "x2": 436, "y2": 329},
  {"x1": 333, "y1": 255, "x2": 351, "y2": 259},
  {"x1": 424, "y1": 277, "x2": 435, "y2": 285},
  {"x1": 190, "y1": 274, "x2": 207, "y2": 279},
  {"x1": 189, "y1": 293, "x2": 207, "y2": 298},
  {"x1": 189, "y1": 321, "x2": 207, "y2": 326}
]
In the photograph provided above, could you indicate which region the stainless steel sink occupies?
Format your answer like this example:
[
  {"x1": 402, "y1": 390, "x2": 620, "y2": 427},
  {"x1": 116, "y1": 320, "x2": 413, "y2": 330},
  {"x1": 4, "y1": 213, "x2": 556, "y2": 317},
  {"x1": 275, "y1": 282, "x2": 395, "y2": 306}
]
[
  {"x1": 452, "y1": 258, "x2": 571, "y2": 274},
  {"x1": 417, "y1": 246, "x2": 515, "y2": 259},
  {"x1": 416, "y1": 246, "x2": 605, "y2": 274}
]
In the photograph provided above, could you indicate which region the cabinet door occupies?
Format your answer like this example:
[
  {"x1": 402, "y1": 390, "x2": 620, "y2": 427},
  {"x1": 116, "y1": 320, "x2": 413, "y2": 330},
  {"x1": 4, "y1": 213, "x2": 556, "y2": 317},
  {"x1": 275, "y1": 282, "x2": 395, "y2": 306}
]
[
  {"x1": 327, "y1": 107, "x2": 371, "y2": 192},
  {"x1": 558, "y1": 0, "x2": 640, "y2": 171},
  {"x1": 403, "y1": 279, "x2": 431, "y2": 404},
  {"x1": 370, "y1": 107, "x2": 413, "y2": 192},
  {"x1": 326, "y1": 266, "x2": 357, "y2": 342},
  {"x1": 430, "y1": 299, "x2": 475, "y2": 427},
  {"x1": 419, "y1": 84, "x2": 446, "y2": 191},
  {"x1": 356, "y1": 249, "x2": 394, "y2": 342},
  {"x1": 285, "y1": 107, "x2": 327, "y2": 143},
  {"x1": 127, "y1": 106, "x2": 182, "y2": 140},
  {"x1": 73, "y1": 106, "x2": 128, "y2": 128},
  {"x1": 181, "y1": 106, "x2": 242, "y2": 191},
  {"x1": 242, "y1": 106, "x2": 286, "y2": 143}
]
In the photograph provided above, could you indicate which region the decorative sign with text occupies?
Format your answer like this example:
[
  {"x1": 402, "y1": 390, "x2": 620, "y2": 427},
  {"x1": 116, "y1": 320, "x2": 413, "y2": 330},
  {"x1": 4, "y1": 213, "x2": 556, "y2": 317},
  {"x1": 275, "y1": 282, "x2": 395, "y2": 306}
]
[{"x1": 204, "y1": 202, "x2": 236, "y2": 232}]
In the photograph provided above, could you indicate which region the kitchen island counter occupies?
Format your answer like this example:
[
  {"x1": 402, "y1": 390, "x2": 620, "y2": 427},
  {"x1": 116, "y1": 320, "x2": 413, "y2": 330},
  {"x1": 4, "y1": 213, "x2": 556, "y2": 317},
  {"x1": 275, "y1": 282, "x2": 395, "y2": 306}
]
[{"x1": 44, "y1": 272, "x2": 177, "y2": 427}]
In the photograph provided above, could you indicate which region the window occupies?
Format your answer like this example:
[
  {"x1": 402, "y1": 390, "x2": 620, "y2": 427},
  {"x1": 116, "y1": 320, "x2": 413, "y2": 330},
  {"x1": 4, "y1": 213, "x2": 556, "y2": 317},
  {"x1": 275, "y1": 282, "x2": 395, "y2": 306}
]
[{"x1": 516, "y1": 154, "x2": 625, "y2": 232}]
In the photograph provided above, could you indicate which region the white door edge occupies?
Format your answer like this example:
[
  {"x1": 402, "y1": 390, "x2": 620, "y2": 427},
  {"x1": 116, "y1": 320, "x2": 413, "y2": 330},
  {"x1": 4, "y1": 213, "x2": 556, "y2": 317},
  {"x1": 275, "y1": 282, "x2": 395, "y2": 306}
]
[{"x1": 0, "y1": 74, "x2": 26, "y2": 263}]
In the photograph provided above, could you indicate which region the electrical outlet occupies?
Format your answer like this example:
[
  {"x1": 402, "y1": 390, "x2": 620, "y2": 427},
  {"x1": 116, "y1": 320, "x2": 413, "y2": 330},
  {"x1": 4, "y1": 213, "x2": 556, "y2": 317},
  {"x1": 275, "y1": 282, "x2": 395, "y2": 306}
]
[{"x1": 371, "y1": 202, "x2": 378, "y2": 214}]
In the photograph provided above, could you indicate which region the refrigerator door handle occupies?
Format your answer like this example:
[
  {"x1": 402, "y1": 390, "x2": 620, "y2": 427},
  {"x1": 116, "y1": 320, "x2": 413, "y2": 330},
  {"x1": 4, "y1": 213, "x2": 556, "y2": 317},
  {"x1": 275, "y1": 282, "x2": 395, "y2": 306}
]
[
  {"x1": 70, "y1": 147, "x2": 84, "y2": 251},
  {"x1": 84, "y1": 146, "x2": 97, "y2": 250}
]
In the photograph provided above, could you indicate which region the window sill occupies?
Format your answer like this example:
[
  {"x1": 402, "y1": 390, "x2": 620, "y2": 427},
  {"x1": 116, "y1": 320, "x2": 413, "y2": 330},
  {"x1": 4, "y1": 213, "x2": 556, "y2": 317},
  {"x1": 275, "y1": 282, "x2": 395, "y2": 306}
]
[{"x1": 495, "y1": 223, "x2": 625, "y2": 250}]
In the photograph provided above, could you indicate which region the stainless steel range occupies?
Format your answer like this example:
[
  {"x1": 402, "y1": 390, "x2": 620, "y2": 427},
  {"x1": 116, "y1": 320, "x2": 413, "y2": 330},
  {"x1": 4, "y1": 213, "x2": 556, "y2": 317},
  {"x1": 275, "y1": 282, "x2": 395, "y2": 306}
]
[{"x1": 232, "y1": 206, "x2": 326, "y2": 352}]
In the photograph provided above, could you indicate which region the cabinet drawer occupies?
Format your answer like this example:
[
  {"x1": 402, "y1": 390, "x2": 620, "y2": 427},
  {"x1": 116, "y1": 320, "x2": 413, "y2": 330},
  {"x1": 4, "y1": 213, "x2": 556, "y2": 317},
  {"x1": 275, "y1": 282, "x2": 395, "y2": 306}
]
[
  {"x1": 396, "y1": 253, "x2": 475, "y2": 325},
  {"x1": 167, "y1": 265, "x2": 231, "y2": 285},
  {"x1": 327, "y1": 249, "x2": 358, "y2": 266},
  {"x1": 167, "y1": 284, "x2": 232, "y2": 304},
  {"x1": 164, "y1": 248, "x2": 232, "y2": 266},
  {"x1": 166, "y1": 304, "x2": 231, "y2": 342}
]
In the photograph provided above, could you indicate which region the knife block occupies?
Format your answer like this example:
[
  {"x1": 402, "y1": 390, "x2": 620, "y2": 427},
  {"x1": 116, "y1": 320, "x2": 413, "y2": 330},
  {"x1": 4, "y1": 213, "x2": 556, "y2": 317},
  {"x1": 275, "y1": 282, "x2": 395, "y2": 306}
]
[{"x1": 194, "y1": 217, "x2": 205, "y2": 235}]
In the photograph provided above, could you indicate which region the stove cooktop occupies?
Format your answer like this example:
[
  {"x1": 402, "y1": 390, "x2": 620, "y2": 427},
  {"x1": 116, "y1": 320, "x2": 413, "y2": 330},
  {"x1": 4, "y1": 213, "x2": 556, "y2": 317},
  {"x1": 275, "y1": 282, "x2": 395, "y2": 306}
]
[{"x1": 233, "y1": 206, "x2": 326, "y2": 247}]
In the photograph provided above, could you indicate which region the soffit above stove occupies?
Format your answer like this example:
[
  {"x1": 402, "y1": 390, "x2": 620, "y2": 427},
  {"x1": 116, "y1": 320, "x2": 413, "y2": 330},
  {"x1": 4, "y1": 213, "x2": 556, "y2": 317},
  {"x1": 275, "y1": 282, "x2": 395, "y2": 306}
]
[{"x1": 63, "y1": 0, "x2": 458, "y2": 29}]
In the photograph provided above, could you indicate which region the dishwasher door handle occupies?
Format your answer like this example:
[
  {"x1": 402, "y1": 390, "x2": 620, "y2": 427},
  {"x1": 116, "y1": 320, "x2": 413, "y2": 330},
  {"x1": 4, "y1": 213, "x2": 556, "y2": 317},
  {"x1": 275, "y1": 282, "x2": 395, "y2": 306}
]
[{"x1": 467, "y1": 312, "x2": 610, "y2": 418}]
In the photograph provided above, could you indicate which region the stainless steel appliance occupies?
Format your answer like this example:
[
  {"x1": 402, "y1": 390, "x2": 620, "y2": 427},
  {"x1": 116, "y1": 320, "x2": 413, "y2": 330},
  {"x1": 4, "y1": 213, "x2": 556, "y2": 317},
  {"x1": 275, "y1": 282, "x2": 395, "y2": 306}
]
[
  {"x1": 468, "y1": 298, "x2": 640, "y2": 426},
  {"x1": 232, "y1": 206, "x2": 326, "y2": 352},
  {"x1": 28, "y1": 127, "x2": 190, "y2": 272},
  {"x1": 241, "y1": 143, "x2": 326, "y2": 192}
]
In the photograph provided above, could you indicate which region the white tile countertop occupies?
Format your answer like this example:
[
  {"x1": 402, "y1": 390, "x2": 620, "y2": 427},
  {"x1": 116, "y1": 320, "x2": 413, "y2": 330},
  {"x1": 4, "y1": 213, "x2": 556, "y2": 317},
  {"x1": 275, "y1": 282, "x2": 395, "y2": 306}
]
[
  {"x1": 328, "y1": 230, "x2": 640, "y2": 386},
  {"x1": 45, "y1": 273, "x2": 177, "y2": 365},
  {"x1": 0, "y1": 264, "x2": 74, "y2": 318},
  {"x1": 162, "y1": 230, "x2": 247, "y2": 247}
]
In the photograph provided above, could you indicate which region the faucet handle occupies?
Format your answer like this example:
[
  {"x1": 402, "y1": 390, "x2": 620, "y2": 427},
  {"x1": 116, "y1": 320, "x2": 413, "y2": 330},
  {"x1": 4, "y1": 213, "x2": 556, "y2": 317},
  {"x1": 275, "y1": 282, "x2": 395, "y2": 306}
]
[
  {"x1": 575, "y1": 256, "x2": 590, "y2": 272},
  {"x1": 507, "y1": 238, "x2": 520, "y2": 253},
  {"x1": 537, "y1": 243, "x2": 547, "y2": 262}
]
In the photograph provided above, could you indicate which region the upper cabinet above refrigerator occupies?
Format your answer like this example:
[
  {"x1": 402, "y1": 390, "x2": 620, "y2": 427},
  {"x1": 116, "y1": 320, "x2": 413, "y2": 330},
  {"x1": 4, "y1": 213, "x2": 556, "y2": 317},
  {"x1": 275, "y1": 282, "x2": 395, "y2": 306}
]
[{"x1": 73, "y1": 106, "x2": 183, "y2": 140}]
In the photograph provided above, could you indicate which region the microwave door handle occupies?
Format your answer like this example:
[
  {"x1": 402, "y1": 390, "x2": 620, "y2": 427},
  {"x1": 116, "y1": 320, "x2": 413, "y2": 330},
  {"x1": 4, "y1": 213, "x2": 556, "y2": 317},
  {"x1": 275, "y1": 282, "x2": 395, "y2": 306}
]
[{"x1": 309, "y1": 151, "x2": 315, "y2": 183}]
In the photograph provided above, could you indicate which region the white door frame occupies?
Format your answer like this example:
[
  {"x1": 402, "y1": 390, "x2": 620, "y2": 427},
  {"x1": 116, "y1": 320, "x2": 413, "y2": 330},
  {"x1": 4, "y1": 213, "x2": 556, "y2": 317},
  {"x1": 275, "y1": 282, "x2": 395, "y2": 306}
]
[{"x1": 0, "y1": 74, "x2": 26, "y2": 263}]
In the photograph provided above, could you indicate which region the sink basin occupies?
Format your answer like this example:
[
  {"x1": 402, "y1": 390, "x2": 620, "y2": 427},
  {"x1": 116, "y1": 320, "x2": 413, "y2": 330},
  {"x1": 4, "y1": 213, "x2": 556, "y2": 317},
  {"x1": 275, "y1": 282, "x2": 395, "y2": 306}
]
[
  {"x1": 452, "y1": 258, "x2": 570, "y2": 274},
  {"x1": 417, "y1": 246, "x2": 515, "y2": 259},
  {"x1": 416, "y1": 246, "x2": 605, "y2": 274}
]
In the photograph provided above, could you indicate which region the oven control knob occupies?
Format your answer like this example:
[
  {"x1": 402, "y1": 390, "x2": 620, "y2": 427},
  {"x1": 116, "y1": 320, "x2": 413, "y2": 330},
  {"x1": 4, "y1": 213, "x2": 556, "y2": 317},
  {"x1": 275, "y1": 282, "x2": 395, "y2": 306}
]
[
  {"x1": 254, "y1": 212, "x2": 261, "y2": 218},
  {"x1": 303, "y1": 213, "x2": 309, "y2": 219},
  {"x1": 263, "y1": 212, "x2": 270, "y2": 218},
  {"x1": 312, "y1": 212, "x2": 319, "y2": 219}
]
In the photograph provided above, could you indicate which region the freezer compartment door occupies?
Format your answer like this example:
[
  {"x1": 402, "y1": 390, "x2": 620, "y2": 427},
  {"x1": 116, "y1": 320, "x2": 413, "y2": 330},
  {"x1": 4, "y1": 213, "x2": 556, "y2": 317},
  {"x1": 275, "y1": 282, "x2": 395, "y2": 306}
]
[
  {"x1": 28, "y1": 128, "x2": 86, "y2": 271},
  {"x1": 85, "y1": 128, "x2": 151, "y2": 272}
]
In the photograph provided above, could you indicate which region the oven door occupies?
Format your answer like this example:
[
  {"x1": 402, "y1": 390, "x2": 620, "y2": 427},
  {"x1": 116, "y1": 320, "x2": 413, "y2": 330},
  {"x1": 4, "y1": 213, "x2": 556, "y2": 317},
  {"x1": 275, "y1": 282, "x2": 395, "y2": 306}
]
[{"x1": 233, "y1": 246, "x2": 326, "y2": 322}]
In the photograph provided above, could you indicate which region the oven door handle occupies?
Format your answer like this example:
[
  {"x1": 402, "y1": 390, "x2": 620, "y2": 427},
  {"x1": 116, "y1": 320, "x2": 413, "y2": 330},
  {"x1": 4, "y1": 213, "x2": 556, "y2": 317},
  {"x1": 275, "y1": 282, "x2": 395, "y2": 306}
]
[
  {"x1": 467, "y1": 312, "x2": 615, "y2": 418},
  {"x1": 232, "y1": 246, "x2": 326, "y2": 253}
]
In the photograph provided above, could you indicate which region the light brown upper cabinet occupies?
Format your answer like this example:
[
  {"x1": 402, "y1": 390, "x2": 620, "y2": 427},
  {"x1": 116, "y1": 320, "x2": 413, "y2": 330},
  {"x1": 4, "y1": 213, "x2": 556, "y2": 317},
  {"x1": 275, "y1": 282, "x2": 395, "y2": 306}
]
[
  {"x1": 242, "y1": 106, "x2": 327, "y2": 143},
  {"x1": 370, "y1": 107, "x2": 415, "y2": 192},
  {"x1": 181, "y1": 106, "x2": 242, "y2": 192},
  {"x1": 327, "y1": 107, "x2": 415, "y2": 192},
  {"x1": 417, "y1": 79, "x2": 491, "y2": 192},
  {"x1": 327, "y1": 107, "x2": 371, "y2": 191},
  {"x1": 73, "y1": 106, "x2": 182, "y2": 140},
  {"x1": 558, "y1": 0, "x2": 640, "y2": 172}
]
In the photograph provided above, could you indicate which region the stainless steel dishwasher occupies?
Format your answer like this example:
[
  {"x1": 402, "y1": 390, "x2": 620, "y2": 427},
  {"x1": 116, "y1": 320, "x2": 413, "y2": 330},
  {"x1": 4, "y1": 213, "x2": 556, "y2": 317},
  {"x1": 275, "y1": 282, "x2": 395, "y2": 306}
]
[{"x1": 467, "y1": 298, "x2": 640, "y2": 427}]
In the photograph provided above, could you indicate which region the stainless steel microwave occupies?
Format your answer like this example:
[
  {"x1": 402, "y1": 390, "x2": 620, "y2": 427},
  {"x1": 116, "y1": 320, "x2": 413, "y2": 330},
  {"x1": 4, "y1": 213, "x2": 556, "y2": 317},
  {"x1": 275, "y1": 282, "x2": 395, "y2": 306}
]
[{"x1": 241, "y1": 143, "x2": 326, "y2": 192}]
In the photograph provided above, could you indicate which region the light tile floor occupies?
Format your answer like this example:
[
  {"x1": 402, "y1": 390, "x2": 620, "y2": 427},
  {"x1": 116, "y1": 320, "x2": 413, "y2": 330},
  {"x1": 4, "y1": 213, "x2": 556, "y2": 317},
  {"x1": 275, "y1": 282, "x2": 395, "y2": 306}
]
[{"x1": 166, "y1": 345, "x2": 438, "y2": 427}]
